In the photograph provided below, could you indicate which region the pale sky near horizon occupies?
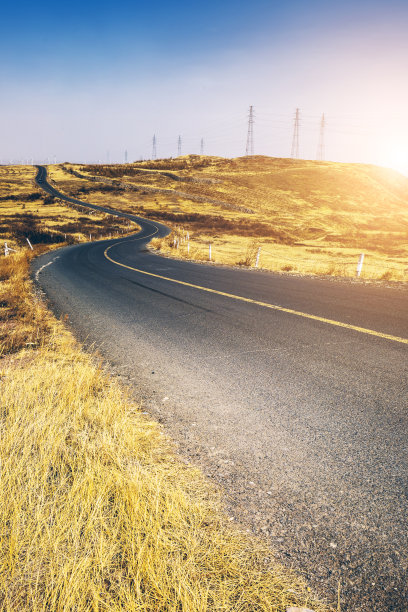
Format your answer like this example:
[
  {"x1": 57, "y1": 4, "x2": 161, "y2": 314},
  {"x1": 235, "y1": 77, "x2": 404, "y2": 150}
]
[{"x1": 1, "y1": 0, "x2": 408, "y2": 174}]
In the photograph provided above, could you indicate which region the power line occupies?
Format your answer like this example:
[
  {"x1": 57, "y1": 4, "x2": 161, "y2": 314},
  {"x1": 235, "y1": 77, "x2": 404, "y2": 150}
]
[
  {"x1": 134, "y1": 108, "x2": 388, "y2": 162},
  {"x1": 245, "y1": 105, "x2": 254, "y2": 155},
  {"x1": 152, "y1": 135, "x2": 157, "y2": 160},
  {"x1": 291, "y1": 108, "x2": 300, "y2": 158},
  {"x1": 316, "y1": 113, "x2": 326, "y2": 161}
]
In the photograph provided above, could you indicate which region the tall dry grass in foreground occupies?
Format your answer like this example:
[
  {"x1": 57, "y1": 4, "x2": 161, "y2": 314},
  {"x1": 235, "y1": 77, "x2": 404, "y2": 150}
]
[
  {"x1": 0, "y1": 248, "x2": 330, "y2": 610},
  {"x1": 0, "y1": 248, "x2": 57, "y2": 354}
]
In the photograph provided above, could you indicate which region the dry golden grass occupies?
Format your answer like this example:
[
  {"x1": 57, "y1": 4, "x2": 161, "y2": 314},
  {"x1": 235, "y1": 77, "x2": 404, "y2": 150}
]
[
  {"x1": 1, "y1": 340, "x2": 328, "y2": 610},
  {"x1": 151, "y1": 231, "x2": 408, "y2": 281},
  {"x1": 1, "y1": 343, "x2": 327, "y2": 610},
  {"x1": 0, "y1": 165, "x2": 135, "y2": 251},
  {"x1": 58, "y1": 156, "x2": 408, "y2": 281},
  {"x1": 0, "y1": 249, "x2": 57, "y2": 355},
  {"x1": 0, "y1": 167, "x2": 332, "y2": 609}
]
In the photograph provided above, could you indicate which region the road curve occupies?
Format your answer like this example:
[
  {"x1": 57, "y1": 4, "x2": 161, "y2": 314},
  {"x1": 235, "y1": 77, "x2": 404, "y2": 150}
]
[
  {"x1": 35, "y1": 164, "x2": 171, "y2": 240},
  {"x1": 33, "y1": 166, "x2": 408, "y2": 610}
]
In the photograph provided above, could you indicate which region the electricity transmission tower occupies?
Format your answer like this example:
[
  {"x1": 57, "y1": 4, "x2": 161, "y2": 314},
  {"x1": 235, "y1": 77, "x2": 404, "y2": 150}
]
[
  {"x1": 200, "y1": 138, "x2": 204, "y2": 155},
  {"x1": 152, "y1": 135, "x2": 157, "y2": 160},
  {"x1": 316, "y1": 113, "x2": 326, "y2": 160},
  {"x1": 245, "y1": 105, "x2": 254, "y2": 156},
  {"x1": 291, "y1": 108, "x2": 300, "y2": 158},
  {"x1": 177, "y1": 135, "x2": 182, "y2": 157},
  {"x1": 124, "y1": 150, "x2": 128, "y2": 163}
]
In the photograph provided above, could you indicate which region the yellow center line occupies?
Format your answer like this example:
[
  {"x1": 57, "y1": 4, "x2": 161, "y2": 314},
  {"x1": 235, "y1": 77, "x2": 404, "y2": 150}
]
[{"x1": 104, "y1": 239, "x2": 408, "y2": 345}]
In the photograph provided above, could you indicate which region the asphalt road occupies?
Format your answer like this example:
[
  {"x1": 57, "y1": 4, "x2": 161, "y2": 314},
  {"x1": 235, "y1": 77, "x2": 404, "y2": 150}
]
[{"x1": 33, "y1": 166, "x2": 408, "y2": 610}]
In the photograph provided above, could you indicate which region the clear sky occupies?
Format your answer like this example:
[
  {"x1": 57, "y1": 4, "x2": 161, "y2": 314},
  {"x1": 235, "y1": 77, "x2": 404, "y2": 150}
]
[{"x1": 1, "y1": 0, "x2": 408, "y2": 173}]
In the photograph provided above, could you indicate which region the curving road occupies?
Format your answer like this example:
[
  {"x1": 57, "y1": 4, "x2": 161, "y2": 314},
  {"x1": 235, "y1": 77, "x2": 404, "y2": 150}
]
[{"x1": 33, "y1": 166, "x2": 408, "y2": 610}]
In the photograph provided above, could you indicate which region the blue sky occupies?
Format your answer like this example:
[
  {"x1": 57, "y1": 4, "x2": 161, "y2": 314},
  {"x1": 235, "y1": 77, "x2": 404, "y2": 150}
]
[{"x1": 1, "y1": 0, "x2": 408, "y2": 173}]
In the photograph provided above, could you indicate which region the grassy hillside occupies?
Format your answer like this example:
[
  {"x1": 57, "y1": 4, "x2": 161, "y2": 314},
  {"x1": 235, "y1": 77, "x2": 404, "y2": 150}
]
[
  {"x1": 0, "y1": 166, "x2": 331, "y2": 609},
  {"x1": 52, "y1": 155, "x2": 408, "y2": 280},
  {"x1": 0, "y1": 166, "x2": 134, "y2": 255}
]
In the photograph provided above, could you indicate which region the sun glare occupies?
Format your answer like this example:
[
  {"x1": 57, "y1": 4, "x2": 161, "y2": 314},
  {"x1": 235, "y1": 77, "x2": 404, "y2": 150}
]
[{"x1": 380, "y1": 144, "x2": 408, "y2": 176}]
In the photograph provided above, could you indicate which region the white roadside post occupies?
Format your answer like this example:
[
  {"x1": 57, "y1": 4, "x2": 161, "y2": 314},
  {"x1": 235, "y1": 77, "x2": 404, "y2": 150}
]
[
  {"x1": 187, "y1": 240, "x2": 190, "y2": 254},
  {"x1": 4, "y1": 243, "x2": 17, "y2": 256},
  {"x1": 26, "y1": 237, "x2": 33, "y2": 250},
  {"x1": 209, "y1": 243, "x2": 212, "y2": 261},
  {"x1": 356, "y1": 253, "x2": 365, "y2": 278},
  {"x1": 255, "y1": 246, "x2": 261, "y2": 268},
  {"x1": 89, "y1": 233, "x2": 92, "y2": 241}
]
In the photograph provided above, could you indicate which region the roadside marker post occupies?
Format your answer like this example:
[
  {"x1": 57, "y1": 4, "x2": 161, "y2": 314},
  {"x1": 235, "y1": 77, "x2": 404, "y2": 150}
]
[
  {"x1": 26, "y1": 238, "x2": 33, "y2": 250},
  {"x1": 104, "y1": 241, "x2": 408, "y2": 345},
  {"x1": 255, "y1": 247, "x2": 261, "y2": 268},
  {"x1": 187, "y1": 241, "x2": 190, "y2": 254},
  {"x1": 209, "y1": 243, "x2": 212, "y2": 261},
  {"x1": 356, "y1": 253, "x2": 364, "y2": 277},
  {"x1": 4, "y1": 243, "x2": 17, "y2": 256}
]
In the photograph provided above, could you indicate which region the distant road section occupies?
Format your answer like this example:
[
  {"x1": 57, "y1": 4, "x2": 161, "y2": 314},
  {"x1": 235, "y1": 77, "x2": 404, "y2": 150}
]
[
  {"x1": 35, "y1": 164, "x2": 170, "y2": 239},
  {"x1": 34, "y1": 166, "x2": 408, "y2": 610}
]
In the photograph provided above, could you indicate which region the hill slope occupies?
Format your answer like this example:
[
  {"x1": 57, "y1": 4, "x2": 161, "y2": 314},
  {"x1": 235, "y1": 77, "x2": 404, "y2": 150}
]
[{"x1": 51, "y1": 156, "x2": 408, "y2": 280}]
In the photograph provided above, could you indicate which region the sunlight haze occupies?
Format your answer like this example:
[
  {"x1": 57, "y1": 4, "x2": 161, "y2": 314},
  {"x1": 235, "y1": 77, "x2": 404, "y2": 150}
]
[{"x1": 1, "y1": 0, "x2": 408, "y2": 174}]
